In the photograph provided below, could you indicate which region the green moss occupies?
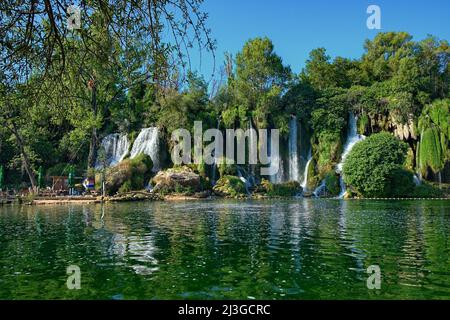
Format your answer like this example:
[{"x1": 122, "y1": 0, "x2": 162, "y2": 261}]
[
  {"x1": 217, "y1": 157, "x2": 237, "y2": 177},
  {"x1": 316, "y1": 131, "x2": 342, "y2": 175},
  {"x1": 325, "y1": 172, "x2": 340, "y2": 196},
  {"x1": 118, "y1": 180, "x2": 132, "y2": 193},
  {"x1": 419, "y1": 126, "x2": 443, "y2": 174},
  {"x1": 213, "y1": 175, "x2": 246, "y2": 198},
  {"x1": 258, "y1": 179, "x2": 302, "y2": 197},
  {"x1": 307, "y1": 158, "x2": 319, "y2": 190},
  {"x1": 404, "y1": 147, "x2": 415, "y2": 171},
  {"x1": 358, "y1": 114, "x2": 369, "y2": 135},
  {"x1": 417, "y1": 99, "x2": 449, "y2": 176},
  {"x1": 104, "y1": 153, "x2": 153, "y2": 195}
]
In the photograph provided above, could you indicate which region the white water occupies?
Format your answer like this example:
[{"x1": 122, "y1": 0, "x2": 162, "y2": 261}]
[
  {"x1": 288, "y1": 116, "x2": 300, "y2": 182},
  {"x1": 301, "y1": 149, "x2": 312, "y2": 190},
  {"x1": 413, "y1": 174, "x2": 421, "y2": 186},
  {"x1": 96, "y1": 133, "x2": 130, "y2": 168},
  {"x1": 336, "y1": 114, "x2": 365, "y2": 198},
  {"x1": 269, "y1": 153, "x2": 284, "y2": 184},
  {"x1": 130, "y1": 127, "x2": 160, "y2": 172},
  {"x1": 211, "y1": 119, "x2": 221, "y2": 185},
  {"x1": 269, "y1": 130, "x2": 284, "y2": 184},
  {"x1": 313, "y1": 180, "x2": 326, "y2": 198},
  {"x1": 237, "y1": 167, "x2": 251, "y2": 195}
]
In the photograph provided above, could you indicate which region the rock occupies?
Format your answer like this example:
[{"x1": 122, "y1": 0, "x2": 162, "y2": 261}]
[
  {"x1": 213, "y1": 175, "x2": 247, "y2": 198},
  {"x1": 108, "y1": 191, "x2": 162, "y2": 202},
  {"x1": 102, "y1": 154, "x2": 153, "y2": 195},
  {"x1": 152, "y1": 167, "x2": 202, "y2": 193}
]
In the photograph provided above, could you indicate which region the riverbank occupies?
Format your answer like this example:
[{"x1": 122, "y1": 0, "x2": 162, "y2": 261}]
[{"x1": 2, "y1": 193, "x2": 449, "y2": 206}]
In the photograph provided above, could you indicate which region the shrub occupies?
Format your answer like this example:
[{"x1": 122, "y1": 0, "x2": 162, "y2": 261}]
[
  {"x1": 385, "y1": 169, "x2": 415, "y2": 197},
  {"x1": 412, "y1": 183, "x2": 444, "y2": 198},
  {"x1": 343, "y1": 132, "x2": 409, "y2": 198}
]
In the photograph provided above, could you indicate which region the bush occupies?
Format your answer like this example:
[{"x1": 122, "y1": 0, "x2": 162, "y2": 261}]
[
  {"x1": 385, "y1": 169, "x2": 415, "y2": 197},
  {"x1": 412, "y1": 183, "x2": 444, "y2": 198},
  {"x1": 343, "y1": 132, "x2": 409, "y2": 198}
]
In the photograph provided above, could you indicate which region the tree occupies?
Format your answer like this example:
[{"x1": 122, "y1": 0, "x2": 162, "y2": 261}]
[
  {"x1": 232, "y1": 37, "x2": 291, "y2": 129},
  {"x1": 343, "y1": 132, "x2": 410, "y2": 197},
  {"x1": 0, "y1": 0, "x2": 215, "y2": 182}
]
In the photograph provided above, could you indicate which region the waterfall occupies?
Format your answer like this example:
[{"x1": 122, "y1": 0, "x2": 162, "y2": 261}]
[
  {"x1": 248, "y1": 118, "x2": 258, "y2": 181},
  {"x1": 211, "y1": 119, "x2": 221, "y2": 185},
  {"x1": 268, "y1": 130, "x2": 284, "y2": 184},
  {"x1": 130, "y1": 127, "x2": 160, "y2": 172},
  {"x1": 336, "y1": 114, "x2": 365, "y2": 198},
  {"x1": 237, "y1": 167, "x2": 251, "y2": 195},
  {"x1": 413, "y1": 174, "x2": 421, "y2": 186},
  {"x1": 96, "y1": 133, "x2": 130, "y2": 168},
  {"x1": 313, "y1": 180, "x2": 326, "y2": 198},
  {"x1": 301, "y1": 149, "x2": 312, "y2": 190},
  {"x1": 288, "y1": 116, "x2": 300, "y2": 182},
  {"x1": 269, "y1": 152, "x2": 284, "y2": 184}
]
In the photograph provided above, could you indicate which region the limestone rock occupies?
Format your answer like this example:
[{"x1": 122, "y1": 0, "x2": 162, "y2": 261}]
[{"x1": 152, "y1": 167, "x2": 201, "y2": 193}]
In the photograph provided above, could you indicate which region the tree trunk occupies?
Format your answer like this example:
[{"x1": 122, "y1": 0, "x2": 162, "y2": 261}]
[
  {"x1": 10, "y1": 124, "x2": 37, "y2": 188},
  {"x1": 87, "y1": 83, "x2": 98, "y2": 170}
]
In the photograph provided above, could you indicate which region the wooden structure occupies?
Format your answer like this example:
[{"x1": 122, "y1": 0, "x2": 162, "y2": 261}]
[{"x1": 50, "y1": 176, "x2": 70, "y2": 191}]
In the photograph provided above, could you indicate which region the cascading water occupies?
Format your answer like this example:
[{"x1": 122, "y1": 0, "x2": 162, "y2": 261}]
[
  {"x1": 237, "y1": 167, "x2": 252, "y2": 195},
  {"x1": 301, "y1": 149, "x2": 312, "y2": 190},
  {"x1": 313, "y1": 180, "x2": 326, "y2": 198},
  {"x1": 269, "y1": 153, "x2": 284, "y2": 184},
  {"x1": 268, "y1": 130, "x2": 284, "y2": 184},
  {"x1": 248, "y1": 118, "x2": 258, "y2": 184},
  {"x1": 336, "y1": 114, "x2": 365, "y2": 198},
  {"x1": 130, "y1": 127, "x2": 161, "y2": 172},
  {"x1": 96, "y1": 133, "x2": 130, "y2": 168},
  {"x1": 211, "y1": 119, "x2": 221, "y2": 185},
  {"x1": 413, "y1": 174, "x2": 421, "y2": 186},
  {"x1": 288, "y1": 116, "x2": 300, "y2": 182}
]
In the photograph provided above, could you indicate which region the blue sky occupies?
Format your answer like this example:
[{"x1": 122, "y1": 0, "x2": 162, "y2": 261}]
[{"x1": 187, "y1": 0, "x2": 450, "y2": 82}]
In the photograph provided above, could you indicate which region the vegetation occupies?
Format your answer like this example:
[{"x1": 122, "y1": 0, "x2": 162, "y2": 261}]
[
  {"x1": 102, "y1": 154, "x2": 153, "y2": 196},
  {"x1": 342, "y1": 133, "x2": 409, "y2": 198},
  {"x1": 0, "y1": 0, "x2": 448, "y2": 200},
  {"x1": 213, "y1": 175, "x2": 246, "y2": 198},
  {"x1": 259, "y1": 179, "x2": 302, "y2": 197}
]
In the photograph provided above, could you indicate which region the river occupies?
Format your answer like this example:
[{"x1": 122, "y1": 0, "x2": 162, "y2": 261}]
[{"x1": 0, "y1": 199, "x2": 449, "y2": 299}]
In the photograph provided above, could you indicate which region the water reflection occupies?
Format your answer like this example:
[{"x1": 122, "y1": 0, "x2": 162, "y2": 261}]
[{"x1": 0, "y1": 200, "x2": 449, "y2": 299}]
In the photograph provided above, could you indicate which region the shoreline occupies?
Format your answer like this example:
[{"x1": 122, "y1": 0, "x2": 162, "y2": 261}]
[{"x1": 1, "y1": 195, "x2": 449, "y2": 206}]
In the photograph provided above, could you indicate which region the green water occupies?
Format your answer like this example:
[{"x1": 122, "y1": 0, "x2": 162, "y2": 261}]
[{"x1": 0, "y1": 199, "x2": 449, "y2": 300}]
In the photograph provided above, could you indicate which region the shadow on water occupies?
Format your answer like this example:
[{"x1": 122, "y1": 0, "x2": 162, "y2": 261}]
[{"x1": 0, "y1": 199, "x2": 449, "y2": 299}]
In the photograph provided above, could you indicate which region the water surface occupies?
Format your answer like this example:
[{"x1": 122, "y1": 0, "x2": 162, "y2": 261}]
[{"x1": 0, "y1": 199, "x2": 449, "y2": 299}]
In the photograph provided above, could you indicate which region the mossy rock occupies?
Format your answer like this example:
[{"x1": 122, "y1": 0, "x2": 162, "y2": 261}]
[
  {"x1": 325, "y1": 172, "x2": 340, "y2": 196},
  {"x1": 256, "y1": 179, "x2": 302, "y2": 197},
  {"x1": 152, "y1": 166, "x2": 202, "y2": 195},
  {"x1": 217, "y1": 157, "x2": 237, "y2": 177},
  {"x1": 102, "y1": 153, "x2": 153, "y2": 195},
  {"x1": 213, "y1": 175, "x2": 247, "y2": 198}
]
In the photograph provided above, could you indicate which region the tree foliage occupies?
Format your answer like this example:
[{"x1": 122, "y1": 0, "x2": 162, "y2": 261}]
[{"x1": 343, "y1": 133, "x2": 409, "y2": 197}]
